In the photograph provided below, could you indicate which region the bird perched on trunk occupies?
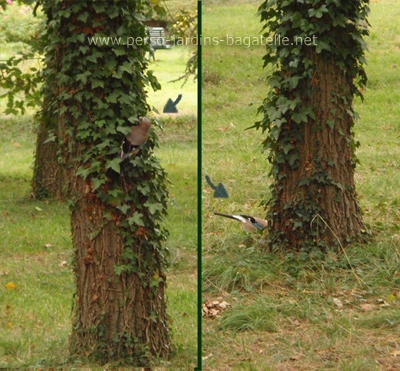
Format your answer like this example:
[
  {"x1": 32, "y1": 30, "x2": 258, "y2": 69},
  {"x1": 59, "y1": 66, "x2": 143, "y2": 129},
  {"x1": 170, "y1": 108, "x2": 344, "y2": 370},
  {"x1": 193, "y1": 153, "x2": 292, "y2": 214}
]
[
  {"x1": 214, "y1": 212, "x2": 268, "y2": 232},
  {"x1": 120, "y1": 117, "x2": 151, "y2": 160}
]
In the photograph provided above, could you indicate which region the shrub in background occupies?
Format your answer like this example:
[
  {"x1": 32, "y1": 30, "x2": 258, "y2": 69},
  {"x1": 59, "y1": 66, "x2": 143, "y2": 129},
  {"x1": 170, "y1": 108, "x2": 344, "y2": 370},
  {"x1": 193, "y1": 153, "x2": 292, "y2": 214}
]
[{"x1": 0, "y1": 1, "x2": 44, "y2": 44}]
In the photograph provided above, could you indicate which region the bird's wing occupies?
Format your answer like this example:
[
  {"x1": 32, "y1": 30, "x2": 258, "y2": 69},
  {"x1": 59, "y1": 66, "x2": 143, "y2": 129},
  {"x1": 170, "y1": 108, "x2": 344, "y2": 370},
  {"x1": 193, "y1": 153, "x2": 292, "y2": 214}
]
[
  {"x1": 253, "y1": 217, "x2": 268, "y2": 228},
  {"x1": 126, "y1": 125, "x2": 149, "y2": 147}
]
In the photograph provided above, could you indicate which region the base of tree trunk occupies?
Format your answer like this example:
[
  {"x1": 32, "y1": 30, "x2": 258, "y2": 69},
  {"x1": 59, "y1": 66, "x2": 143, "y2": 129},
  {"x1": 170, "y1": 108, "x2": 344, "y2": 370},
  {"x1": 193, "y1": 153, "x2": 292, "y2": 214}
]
[{"x1": 68, "y1": 177, "x2": 171, "y2": 366}]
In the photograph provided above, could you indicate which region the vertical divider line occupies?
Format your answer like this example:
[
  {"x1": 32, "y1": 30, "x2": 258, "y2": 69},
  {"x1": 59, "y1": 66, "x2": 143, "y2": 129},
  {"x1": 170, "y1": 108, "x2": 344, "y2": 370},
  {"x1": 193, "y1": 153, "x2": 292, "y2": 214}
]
[{"x1": 195, "y1": 1, "x2": 202, "y2": 370}]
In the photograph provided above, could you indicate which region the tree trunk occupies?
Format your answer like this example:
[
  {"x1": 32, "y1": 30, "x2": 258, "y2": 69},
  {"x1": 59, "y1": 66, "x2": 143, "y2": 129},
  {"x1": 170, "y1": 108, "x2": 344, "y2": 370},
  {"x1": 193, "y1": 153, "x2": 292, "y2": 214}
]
[
  {"x1": 42, "y1": 0, "x2": 172, "y2": 365},
  {"x1": 257, "y1": 1, "x2": 369, "y2": 251},
  {"x1": 269, "y1": 51, "x2": 364, "y2": 250},
  {"x1": 31, "y1": 110, "x2": 63, "y2": 200},
  {"x1": 68, "y1": 176, "x2": 170, "y2": 362}
]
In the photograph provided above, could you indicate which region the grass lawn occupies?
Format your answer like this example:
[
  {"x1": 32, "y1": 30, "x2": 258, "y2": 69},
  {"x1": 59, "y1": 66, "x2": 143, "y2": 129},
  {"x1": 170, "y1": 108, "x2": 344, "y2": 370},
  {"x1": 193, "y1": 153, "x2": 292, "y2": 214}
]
[
  {"x1": 0, "y1": 43, "x2": 197, "y2": 369},
  {"x1": 202, "y1": 1, "x2": 400, "y2": 370}
]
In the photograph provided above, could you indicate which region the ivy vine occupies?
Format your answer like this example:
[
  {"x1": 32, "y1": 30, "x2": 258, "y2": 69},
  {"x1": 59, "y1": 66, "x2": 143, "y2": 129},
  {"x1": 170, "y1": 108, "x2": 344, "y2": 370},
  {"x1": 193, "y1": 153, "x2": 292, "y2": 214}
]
[
  {"x1": 254, "y1": 0, "x2": 370, "y2": 252},
  {"x1": 41, "y1": 0, "x2": 171, "y2": 362}
]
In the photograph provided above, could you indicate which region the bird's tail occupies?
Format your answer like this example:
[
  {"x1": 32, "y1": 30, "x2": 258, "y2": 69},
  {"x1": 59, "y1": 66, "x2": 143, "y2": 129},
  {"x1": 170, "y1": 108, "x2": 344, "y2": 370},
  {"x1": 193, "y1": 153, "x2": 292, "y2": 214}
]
[
  {"x1": 214, "y1": 212, "x2": 239, "y2": 221},
  {"x1": 173, "y1": 94, "x2": 182, "y2": 106},
  {"x1": 205, "y1": 175, "x2": 217, "y2": 190}
]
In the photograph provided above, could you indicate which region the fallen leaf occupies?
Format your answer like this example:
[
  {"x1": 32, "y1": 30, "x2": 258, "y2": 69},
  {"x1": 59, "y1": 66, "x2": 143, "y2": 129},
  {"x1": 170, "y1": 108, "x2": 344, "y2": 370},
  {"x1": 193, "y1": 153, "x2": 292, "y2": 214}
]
[
  {"x1": 5, "y1": 282, "x2": 17, "y2": 290},
  {"x1": 392, "y1": 350, "x2": 400, "y2": 357},
  {"x1": 333, "y1": 298, "x2": 343, "y2": 308},
  {"x1": 219, "y1": 301, "x2": 230, "y2": 310},
  {"x1": 202, "y1": 353, "x2": 213, "y2": 361},
  {"x1": 360, "y1": 303, "x2": 376, "y2": 311},
  {"x1": 290, "y1": 354, "x2": 302, "y2": 361},
  {"x1": 44, "y1": 242, "x2": 52, "y2": 248},
  {"x1": 35, "y1": 207, "x2": 43, "y2": 212},
  {"x1": 215, "y1": 127, "x2": 229, "y2": 132},
  {"x1": 202, "y1": 300, "x2": 230, "y2": 318},
  {"x1": 59, "y1": 261, "x2": 68, "y2": 267},
  {"x1": 12, "y1": 142, "x2": 22, "y2": 147},
  {"x1": 0, "y1": 271, "x2": 9, "y2": 276},
  {"x1": 210, "y1": 308, "x2": 219, "y2": 316}
]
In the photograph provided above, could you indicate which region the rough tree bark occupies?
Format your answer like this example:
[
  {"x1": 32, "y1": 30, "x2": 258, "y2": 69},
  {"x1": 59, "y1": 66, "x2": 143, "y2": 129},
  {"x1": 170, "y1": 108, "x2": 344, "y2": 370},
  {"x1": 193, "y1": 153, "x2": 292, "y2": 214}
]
[
  {"x1": 32, "y1": 108, "x2": 63, "y2": 199},
  {"x1": 269, "y1": 51, "x2": 364, "y2": 248},
  {"x1": 44, "y1": 0, "x2": 171, "y2": 365},
  {"x1": 67, "y1": 175, "x2": 170, "y2": 361},
  {"x1": 257, "y1": 0, "x2": 369, "y2": 251}
]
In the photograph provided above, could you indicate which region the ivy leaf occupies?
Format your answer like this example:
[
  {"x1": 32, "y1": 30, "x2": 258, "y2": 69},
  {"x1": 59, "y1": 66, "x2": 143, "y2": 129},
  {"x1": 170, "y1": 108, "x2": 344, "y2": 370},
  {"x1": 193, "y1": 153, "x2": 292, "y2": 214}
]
[
  {"x1": 293, "y1": 220, "x2": 303, "y2": 230},
  {"x1": 127, "y1": 212, "x2": 145, "y2": 227},
  {"x1": 117, "y1": 126, "x2": 133, "y2": 135},
  {"x1": 146, "y1": 70, "x2": 161, "y2": 91},
  {"x1": 76, "y1": 166, "x2": 91, "y2": 179},
  {"x1": 113, "y1": 264, "x2": 130, "y2": 276},
  {"x1": 119, "y1": 61, "x2": 133, "y2": 74},
  {"x1": 106, "y1": 157, "x2": 121, "y2": 174},
  {"x1": 144, "y1": 201, "x2": 163, "y2": 215},
  {"x1": 106, "y1": 90, "x2": 121, "y2": 103},
  {"x1": 308, "y1": 5, "x2": 328, "y2": 18},
  {"x1": 112, "y1": 48, "x2": 126, "y2": 57},
  {"x1": 92, "y1": 177, "x2": 106, "y2": 191},
  {"x1": 316, "y1": 40, "x2": 331, "y2": 53},
  {"x1": 76, "y1": 71, "x2": 91, "y2": 84},
  {"x1": 326, "y1": 119, "x2": 335, "y2": 128},
  {"x1": 291, "y1": 112, "x2": 308, "y2": 124},
  {"x1": 137, "y1": 184, "x2": 151, "y2": 195},
  {"x1": 282, "y1": 142, "x2": 294, "y2": 155},
  {"x1": 299, "y1": 177, "x2": 310, "y2": 186},
  {"x1": 77, "y1": 12, "x2": 89, "y2": 23},
  {"x1": 117, "y1": 204, "x2": 130, "y2": 214}
]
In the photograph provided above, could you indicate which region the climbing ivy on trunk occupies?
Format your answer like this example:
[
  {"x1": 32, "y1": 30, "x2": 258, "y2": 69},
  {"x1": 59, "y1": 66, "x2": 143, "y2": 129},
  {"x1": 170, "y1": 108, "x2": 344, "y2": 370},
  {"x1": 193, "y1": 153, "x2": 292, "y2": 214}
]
[
  {"x1": 255, "y1": 0, "x2": 369, "y2": 252},
  {"x1": 43, "y1": 0, "x2": 171, "y2": 365}
]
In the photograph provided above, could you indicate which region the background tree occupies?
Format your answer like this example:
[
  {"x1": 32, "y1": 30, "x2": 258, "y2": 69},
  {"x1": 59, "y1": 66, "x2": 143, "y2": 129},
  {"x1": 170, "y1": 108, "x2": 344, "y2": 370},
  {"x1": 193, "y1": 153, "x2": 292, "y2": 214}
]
[
  {"x1": 0, "y1": 0, "x2": 62, "y2": 199},
  {"x1": 255, "y1": 0, "x2": 370, "y2": 252},
  {"x1": 42, "y1": 0, "x2": 171, "y2": 365},
  {"x1": 169, "y1": 8, "x2": 198, "y2": 86}
]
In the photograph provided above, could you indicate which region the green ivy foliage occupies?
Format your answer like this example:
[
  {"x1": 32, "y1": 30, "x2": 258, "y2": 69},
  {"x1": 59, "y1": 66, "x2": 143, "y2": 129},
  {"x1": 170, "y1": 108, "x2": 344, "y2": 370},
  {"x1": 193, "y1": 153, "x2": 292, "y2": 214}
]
[
  {"x1": 255, "y1": 0, "x2": 370, "y2": 251},
  {"x1": 0, "y1": 2, "x2": 46, "y2": 115},
  {"x1": 41, "y1": 0, "x2": 171, "y2": 360},
  {"x1": 43, "y1": 0, "x2": 169, "y2": 259},
  {"x1": 0, "y1": 51, "x2": 44, "y2": 115}
]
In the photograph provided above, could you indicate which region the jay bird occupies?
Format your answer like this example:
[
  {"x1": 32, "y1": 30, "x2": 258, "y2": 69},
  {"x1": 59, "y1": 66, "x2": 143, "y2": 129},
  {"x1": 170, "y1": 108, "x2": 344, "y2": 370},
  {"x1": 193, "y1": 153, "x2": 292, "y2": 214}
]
[
  {"x1": 120, "y1": 117, "x2": 151, "y2": 160},
  {"x1": 214, "y1": 212, "x2": 268, "y2": 232}
]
